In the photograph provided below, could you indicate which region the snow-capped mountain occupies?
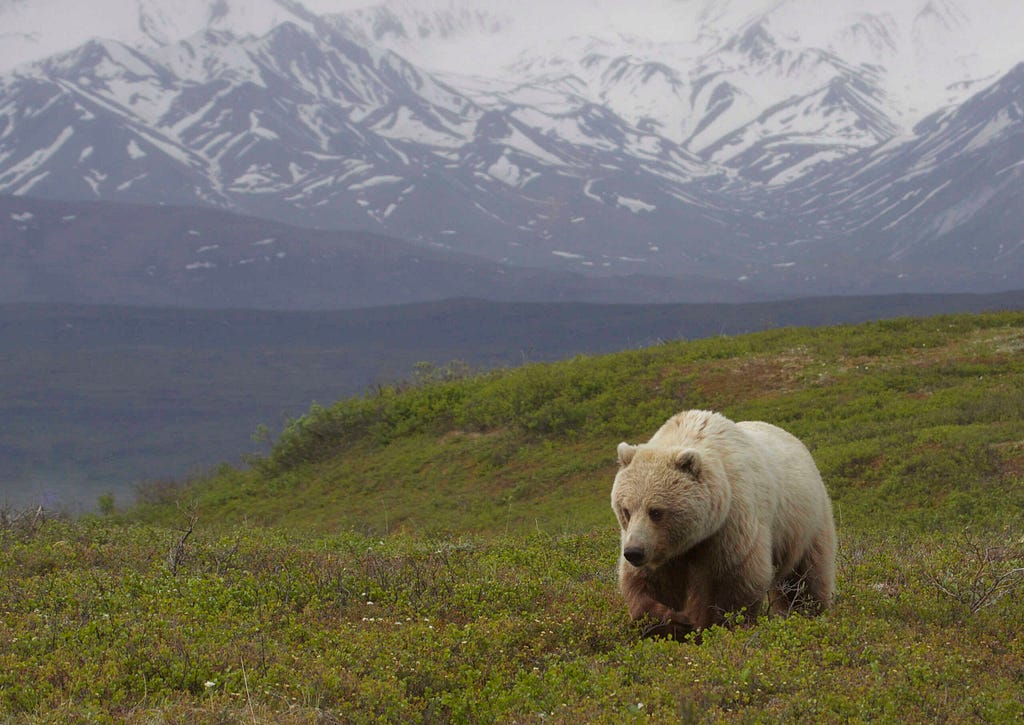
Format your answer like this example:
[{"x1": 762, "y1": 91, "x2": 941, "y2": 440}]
[
  {"x1": 776, "y1": 62, "x2": 1024, "y2": 281},
  {"x1": 333, "y1": 0, "x2": 1023, "y2": 135},
  {"x1": 0, "y1": 0, "x2": 1022, "y2": 302}
]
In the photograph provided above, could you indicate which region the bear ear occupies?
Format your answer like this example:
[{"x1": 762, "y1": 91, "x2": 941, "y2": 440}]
[
  {"x1": 673, "y1": 448, "x2": 702, "y2": 477},
  {"x1": 617, "y1": 442, "x2": 637, "y2": 467}
]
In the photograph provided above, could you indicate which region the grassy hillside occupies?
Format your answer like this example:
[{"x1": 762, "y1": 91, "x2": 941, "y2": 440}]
[
  {"x1": 136, "y1": 310, "x2": 1024, "y2": 535},
  {"x1": 3, "y1": 312, "x2": 1023, "y2": 722}
]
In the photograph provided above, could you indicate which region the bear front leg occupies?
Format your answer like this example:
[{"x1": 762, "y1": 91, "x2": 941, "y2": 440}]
[
  {"x1": 640, "y1": 616, "x2": 695, "y2": 640},
  {"x1": 621, "y1": 569, "x2": 695, "y2": 640},
  {"x1": 683, "y1": 564, "x2": 768, "y2": 630}
]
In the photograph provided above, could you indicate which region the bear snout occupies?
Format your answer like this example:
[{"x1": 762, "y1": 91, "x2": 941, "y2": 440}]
[{"x1": 623, "y1": 546, "x2": 646, "y2": 567}]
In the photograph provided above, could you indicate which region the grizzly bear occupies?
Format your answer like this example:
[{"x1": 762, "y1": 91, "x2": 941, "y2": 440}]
[{"x1": 611, "y1": 409, "x2": 836, "y2": 639}]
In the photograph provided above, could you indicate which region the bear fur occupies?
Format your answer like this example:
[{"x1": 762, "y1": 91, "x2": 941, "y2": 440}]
[{"x1": 611, "y1": 409, "x2": 836, "y2": 638}]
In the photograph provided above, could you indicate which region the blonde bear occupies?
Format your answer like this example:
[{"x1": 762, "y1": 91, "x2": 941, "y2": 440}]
[{"x1": 611, "y1": 410, "x2": 836, "y2": 638}]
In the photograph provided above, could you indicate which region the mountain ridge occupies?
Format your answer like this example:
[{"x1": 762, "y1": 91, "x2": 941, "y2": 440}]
[{"x1": 1, "y1": 195, "x2": 759, "y2": 307}]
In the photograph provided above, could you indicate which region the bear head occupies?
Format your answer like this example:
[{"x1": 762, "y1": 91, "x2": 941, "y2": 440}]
[{"x1": 611, "y1": 441, "x2": 732, "y2": 571}]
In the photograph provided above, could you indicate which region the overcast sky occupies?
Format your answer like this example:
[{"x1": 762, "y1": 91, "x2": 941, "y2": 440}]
[{"x1": 2, "y1": 0, "x2": 1021, "y2": 83}]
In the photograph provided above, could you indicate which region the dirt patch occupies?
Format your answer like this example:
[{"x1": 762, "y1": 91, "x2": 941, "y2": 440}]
[
  {"x1": 995, "y1": 336, "x2": 1024, "y2": 354},
  {"x1": 992, "y1": 440, "x2": 1024, "y2": 479},
  {"x1": 697, "y1": 352, "x2": 814, "y2": 403}
]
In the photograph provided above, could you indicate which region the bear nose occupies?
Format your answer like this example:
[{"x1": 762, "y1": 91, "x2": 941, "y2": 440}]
[{"x1": 623, "y1": 546, "x2": 646, "y2": 566}]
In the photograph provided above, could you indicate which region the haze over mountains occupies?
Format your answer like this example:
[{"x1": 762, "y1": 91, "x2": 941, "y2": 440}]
[{"x1": 2, "y1": 0, "x2": 1023, "y2": 304}]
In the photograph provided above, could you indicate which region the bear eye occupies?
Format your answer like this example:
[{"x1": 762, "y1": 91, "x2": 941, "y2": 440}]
[
  {"x1": 622, "y1": 508, "x2": 631, "y2": 522},
  {"x1": 648, "y1": 508, "x2": 663, "y2": 522}
]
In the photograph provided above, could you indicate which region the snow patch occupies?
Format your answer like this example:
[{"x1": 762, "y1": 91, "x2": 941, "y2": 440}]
[
  {"x1": 231, "y1": 166, "x2": 283, "y2": 192},
  {"x1": 930, "y1": 186, "x2": 997, "y2": 238},
  {"x1": 617, "y1": 196, "x2": 656, "y2": 213},
  {"x1": 963, "y1": 110, "x2": 1016, "y2": 154},
  {"x1": 768, "y1": 150, "x2": 848, "y2": 186},
  {"x1": 116, "y1": 173, "x2": 148, "y2": 191},
  {"x1": 248, "y1": 112, "x2": 280, "y2": 141},
  {"x1": 583, "y1": 179, "x2": 603, "y2": 202},
  {"x1": 84, "y1": 170, "x2": 107, "y2": 195},
  {"x1": 127, "y1": 140, "x2": 147, "y2": 159},
  {"x1": 488, "y1": 153, "x2": 528, "y2": 187},
  {"x1": 882, "y1": 180, "x2": 952, "y2": 231},
  {"x1": 1, "y1": 126, "x2": 74, "y2": 188},
  {"x1": 371, "y1": 106, "x2": 465, "y2": 147},
  {"x1": 349, "y1": 175, "x2": 405, "y2": 191},
  {"x1": 997, "y1": 159, "x2": 1024, "y2": 176}
]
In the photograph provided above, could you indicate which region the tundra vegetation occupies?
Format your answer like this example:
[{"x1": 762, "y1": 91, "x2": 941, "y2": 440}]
[{"x1": 2, "y1": 312, "x2": 1023, "y2": 722}]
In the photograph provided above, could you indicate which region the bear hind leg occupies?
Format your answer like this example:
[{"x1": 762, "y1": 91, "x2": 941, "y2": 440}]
[
  {"x1": 774, "y1": 532, "x2": 836, "y2": 615},
  {"x1": 805, "y1": 521, "x2": 837, "y2": 610},
  {"x1": 802, "y1": 540, "x2": 836, "y2": 612}
]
